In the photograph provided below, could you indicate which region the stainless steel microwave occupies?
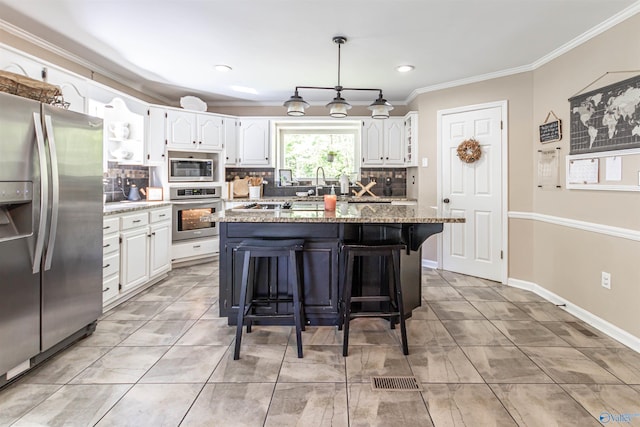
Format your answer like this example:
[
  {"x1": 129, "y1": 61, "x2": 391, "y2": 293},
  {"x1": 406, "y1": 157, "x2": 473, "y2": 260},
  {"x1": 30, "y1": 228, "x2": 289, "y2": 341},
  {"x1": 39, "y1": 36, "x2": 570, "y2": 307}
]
[{"x1": 169, "y1": 158, "x2": 214, "y2": 182}]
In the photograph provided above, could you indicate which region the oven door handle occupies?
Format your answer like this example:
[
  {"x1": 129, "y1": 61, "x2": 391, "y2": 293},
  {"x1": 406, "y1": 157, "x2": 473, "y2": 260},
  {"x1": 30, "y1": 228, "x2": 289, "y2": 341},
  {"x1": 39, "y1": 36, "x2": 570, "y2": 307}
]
[{"x1": 171, "y1": 200, "x2": 221, "y2": 205}]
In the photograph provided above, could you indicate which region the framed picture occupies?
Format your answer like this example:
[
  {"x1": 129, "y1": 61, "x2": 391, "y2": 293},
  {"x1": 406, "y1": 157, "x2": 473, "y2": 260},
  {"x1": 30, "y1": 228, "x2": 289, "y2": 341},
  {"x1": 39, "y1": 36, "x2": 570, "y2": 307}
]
[{"x1": 279, "y1": 169, "x2": 292, "y2": 186}]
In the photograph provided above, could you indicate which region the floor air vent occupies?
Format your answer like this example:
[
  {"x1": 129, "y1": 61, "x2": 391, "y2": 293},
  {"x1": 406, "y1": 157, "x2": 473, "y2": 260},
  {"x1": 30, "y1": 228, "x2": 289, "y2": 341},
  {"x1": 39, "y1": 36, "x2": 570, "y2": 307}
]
[{"x1": 370, "y1": 376, "x2": 423, "y2": 391}]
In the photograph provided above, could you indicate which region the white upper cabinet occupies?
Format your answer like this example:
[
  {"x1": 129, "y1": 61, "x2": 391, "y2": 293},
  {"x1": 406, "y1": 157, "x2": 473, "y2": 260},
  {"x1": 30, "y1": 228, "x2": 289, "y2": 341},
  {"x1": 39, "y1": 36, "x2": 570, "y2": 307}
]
[
  {"x1": 197, "y1": 115, "x2": 224, "y2": 150},
  {"x1": 224, "y1": 118, "x2": 239, "y2": 165},
  {"x1": 166, "y1": 109, "x2": 197, "y2": 149},
  {"x1": 0, "y1": 48, "x2": 43, "y2": 81},
  {"x1": 362, "y1": 116, "x2": 415, "y2": 167},
  {"x1": 361, "y1": 119, "x2": 384, "y2": 166},
  {"x1": 166, "y1": 108, "x2": 224, "y2": 152},
  {"x1": 404, "y1": 111, "x2": 418, "y2": 167},
  {"x1": 103, "y1": 97, "x2": 146, "y2": 166},
  {"x1": 238, "y1": 119, "x2": 271, "y2": 166},
  {"x1": 46, "y1": 68, "x2": 88, "y2": 114},
  {"x1": 383, "y1": 118, "x2": 405, "y2": 165},
  {"x1": 146, "y1": 106, "x2": 167, "y2": 165}
]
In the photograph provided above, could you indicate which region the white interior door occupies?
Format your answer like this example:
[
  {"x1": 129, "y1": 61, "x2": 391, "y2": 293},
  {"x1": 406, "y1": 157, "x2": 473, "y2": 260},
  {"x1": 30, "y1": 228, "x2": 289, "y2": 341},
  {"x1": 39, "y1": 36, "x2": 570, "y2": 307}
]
[{"x1": 440, "y1": 103, "x2": 505, "y2": 282}]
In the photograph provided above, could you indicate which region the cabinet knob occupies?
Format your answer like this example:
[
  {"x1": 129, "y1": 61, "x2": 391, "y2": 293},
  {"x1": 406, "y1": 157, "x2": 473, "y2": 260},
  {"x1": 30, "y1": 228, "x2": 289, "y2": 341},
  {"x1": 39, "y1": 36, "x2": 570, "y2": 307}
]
[
  {"x1": 199, "y1": 141, "x2": 202, "y2": 144},
  {"x1": 443, "y1": 198, "x2": 450, "y2": 204},
  {"x1": 103, "y1": 263, "x2": 110, "y2": 269},
  {"x1": 380, "y1": 157, "x2": 383, "y2": 160},
  {"x1": 386, "y1": 157, "x2": 389, "y2": 160},
  {"x1": 192, "y1": 141, "x2": 196, "y2": 144},
  {"x1": 103, "y1": 287, "x2": 110, "y2": 293}
]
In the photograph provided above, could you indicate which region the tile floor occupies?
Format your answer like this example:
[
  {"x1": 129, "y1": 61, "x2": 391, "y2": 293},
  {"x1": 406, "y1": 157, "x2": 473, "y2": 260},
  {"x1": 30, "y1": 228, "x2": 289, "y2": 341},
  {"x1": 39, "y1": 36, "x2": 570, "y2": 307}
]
[{"x1": 2, "y1": 262, "x2": 640, "y2": 426}]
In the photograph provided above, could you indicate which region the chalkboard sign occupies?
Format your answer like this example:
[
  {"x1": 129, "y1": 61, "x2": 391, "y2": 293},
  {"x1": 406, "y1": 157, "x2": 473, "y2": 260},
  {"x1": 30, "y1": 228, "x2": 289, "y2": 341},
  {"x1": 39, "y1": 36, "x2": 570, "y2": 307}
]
[{"x1": 539, "y1": 119, "x2": 562, "y2": 143}]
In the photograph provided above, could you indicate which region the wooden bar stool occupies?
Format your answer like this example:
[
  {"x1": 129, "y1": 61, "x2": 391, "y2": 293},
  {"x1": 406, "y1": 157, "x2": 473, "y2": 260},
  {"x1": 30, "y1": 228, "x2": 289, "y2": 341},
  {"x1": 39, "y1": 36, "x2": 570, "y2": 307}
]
[
  {"x1": 234, "y1": 238, "x2": 305, "y2": 360},
  {"x1": 339, "y1": 243, "x2": 408, "y2": 357}
]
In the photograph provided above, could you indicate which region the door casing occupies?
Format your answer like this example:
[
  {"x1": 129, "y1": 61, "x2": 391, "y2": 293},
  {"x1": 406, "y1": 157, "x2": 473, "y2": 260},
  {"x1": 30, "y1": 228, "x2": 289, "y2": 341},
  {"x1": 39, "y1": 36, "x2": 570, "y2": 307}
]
[{"x1": 436, "y1": 100, "x2": 509, "y2": 284}]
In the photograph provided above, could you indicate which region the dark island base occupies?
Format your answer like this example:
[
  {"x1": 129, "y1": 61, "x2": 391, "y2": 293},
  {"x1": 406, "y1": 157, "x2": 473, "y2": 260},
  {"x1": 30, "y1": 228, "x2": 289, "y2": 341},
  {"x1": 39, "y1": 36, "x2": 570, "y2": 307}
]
[{"x1": 219, "y1": 222, "x2": 443, "y2": 326}]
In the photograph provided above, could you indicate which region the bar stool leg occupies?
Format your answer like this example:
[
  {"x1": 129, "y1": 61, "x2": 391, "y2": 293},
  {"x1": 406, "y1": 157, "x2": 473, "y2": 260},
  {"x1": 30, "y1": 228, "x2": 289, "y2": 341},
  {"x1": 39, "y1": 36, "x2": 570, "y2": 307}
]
[
  {"x1": 289, "y1": 249, "x2": 304, "y2": 358},
  {"x1": 342, "y1": 250, "x2": 355, "y2": 357},
  {"x1": 234, "y1": 250, "x2": 251, "y2": 360},
  {"x1": 392, "y1": 249, "x2": 409, "y2": 355},
  {"x1": 386, "y1": 254, "x2": 397, "y2": 330}
]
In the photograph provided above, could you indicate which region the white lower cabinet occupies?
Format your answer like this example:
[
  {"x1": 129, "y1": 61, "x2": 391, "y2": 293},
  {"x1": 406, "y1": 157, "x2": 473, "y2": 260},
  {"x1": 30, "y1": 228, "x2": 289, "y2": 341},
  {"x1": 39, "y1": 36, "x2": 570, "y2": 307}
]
[
  {"x1": 149, "y1": 220, "x2": 172, "y2": 277},
  {"x1": 120, "y1": 226, "x2": 150, "y2": 292},
  {"x1": 102, "y1": 206, "x2": 172, "y2": 309},
  {"x1": 102, "y1": 216, "x2": 120, "y2": 304}
]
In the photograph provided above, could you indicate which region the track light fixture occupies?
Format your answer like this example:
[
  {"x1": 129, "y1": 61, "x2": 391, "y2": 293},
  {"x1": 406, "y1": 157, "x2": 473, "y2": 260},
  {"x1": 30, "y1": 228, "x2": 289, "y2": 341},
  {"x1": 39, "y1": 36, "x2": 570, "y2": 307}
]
[{"x1": 283, "y1": 36, "x2": 393, "y2": 119}]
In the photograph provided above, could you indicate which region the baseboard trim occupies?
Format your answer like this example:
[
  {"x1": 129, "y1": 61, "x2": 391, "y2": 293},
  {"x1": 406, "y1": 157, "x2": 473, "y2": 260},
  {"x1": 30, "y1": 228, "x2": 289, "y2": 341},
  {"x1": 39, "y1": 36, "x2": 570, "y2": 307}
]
[
  {"x1": 421, "y1": 259, "x2": 439, "y2": 269},
  {"x1": 507, "y1": 278, "x2": 640, "y2": 353},
  {"x1": 508, "y1": 211, "x2": 640, "y2": 242}
]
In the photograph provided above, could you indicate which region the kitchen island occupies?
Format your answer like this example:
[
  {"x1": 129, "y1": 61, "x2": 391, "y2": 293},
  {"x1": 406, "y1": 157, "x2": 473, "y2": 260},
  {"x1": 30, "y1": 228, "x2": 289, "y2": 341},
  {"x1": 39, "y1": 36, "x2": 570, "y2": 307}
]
[{"x1": 203, "y1": 202, "x2": 464, "y2": 326}]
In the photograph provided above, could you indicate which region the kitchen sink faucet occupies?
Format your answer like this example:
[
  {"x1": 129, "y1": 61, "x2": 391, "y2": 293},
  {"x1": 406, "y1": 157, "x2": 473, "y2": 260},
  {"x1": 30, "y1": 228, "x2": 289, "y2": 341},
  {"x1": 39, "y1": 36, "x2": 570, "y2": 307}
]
[{"x1": 315, "y1": 166, "x2": 326, "y2": 196}]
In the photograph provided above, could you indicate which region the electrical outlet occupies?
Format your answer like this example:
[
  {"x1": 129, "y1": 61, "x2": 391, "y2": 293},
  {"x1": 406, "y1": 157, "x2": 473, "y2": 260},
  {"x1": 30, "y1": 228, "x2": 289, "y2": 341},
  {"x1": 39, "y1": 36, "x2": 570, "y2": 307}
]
[{"x1": 601, "y1": 271, "x2": 611, "y2": 289}]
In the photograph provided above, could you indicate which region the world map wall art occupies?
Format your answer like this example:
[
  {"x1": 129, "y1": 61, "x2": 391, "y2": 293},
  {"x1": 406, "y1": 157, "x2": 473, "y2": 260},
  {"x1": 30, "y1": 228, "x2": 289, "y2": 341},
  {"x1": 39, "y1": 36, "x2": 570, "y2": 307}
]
[{"x1": 569, "y1": 74, "x2": 640, "y2": 155}]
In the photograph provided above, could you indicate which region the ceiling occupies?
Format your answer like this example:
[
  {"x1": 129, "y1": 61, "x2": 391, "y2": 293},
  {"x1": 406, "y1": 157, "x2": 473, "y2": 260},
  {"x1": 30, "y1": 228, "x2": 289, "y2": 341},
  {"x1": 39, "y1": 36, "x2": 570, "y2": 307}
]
[{"x1": 1, "y1": 0, "x2": 638, "y2": 108}]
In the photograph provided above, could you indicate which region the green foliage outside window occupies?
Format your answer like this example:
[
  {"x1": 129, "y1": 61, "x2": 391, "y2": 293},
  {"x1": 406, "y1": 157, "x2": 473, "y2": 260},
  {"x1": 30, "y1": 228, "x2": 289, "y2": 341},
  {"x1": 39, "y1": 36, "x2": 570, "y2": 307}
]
[{"x1": 282, "y1": 133, "x2": 355, "y2": 180}]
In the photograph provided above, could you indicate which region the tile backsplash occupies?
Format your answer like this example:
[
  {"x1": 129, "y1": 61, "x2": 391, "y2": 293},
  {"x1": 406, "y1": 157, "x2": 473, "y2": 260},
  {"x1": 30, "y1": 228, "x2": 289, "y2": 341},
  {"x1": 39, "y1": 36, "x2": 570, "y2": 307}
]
[
  {"x1": 104, "y1": 163, "x2": 149, "y2": 203},
  {"x1": 225, "y1": 167, "x2": 406, "y2": 197}
]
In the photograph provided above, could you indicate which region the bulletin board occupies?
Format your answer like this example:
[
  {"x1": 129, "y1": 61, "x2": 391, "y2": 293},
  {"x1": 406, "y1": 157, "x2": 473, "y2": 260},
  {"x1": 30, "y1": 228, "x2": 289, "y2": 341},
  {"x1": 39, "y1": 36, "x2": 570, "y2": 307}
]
[{"x1": 565, "y1": 148, "x2": 640, "y2": 191}]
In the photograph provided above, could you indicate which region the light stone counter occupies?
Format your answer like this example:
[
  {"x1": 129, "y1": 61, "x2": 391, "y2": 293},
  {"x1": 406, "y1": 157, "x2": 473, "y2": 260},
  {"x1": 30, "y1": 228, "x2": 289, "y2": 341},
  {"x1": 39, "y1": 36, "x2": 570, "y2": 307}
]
[
  {"x1": 203, "y1": 202, "x2": 464, "y2": 224},
  {"x1": 103, "y1": 201, "x2": 172, "y2": 216}
]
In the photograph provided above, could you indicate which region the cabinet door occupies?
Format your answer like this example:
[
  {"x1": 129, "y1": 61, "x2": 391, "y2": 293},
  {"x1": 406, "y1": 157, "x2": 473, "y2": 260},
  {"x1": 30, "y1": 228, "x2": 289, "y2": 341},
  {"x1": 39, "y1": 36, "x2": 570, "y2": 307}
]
[
  {"x1": 146, "y1": 106, "x2": 166, "y2": 165},
  {"x1": 0, "y1": 48, "x2": 44, "y2": 81},
  {"x1": 149, "y1": 221, "x2": 171, "y2": 277},
  {"x1": 166, "y1": 110, "x2": 197, "y2": 149},
  {"x1": 120, "y1": 228, "x2": 150, "y2": 292},
  {"x1": 361, "y1": 119, "x2": 384, "y2": 166},
  {"x1": 300, "y1": 240, "x2": 340, "y2": 321},
  {"x1": 224, "y1": 118, "x2": 238, "y2": 165},
  {"x1": 47, "y1": 68, "x2": 88, "y2": 114},
  {"x1": 384, "y1": 118, "x2": 405, "y2": 165},
  {"x1": 238, "y1": 119, "x2": 270, "y2": 166},
  {"x1": 197, "y1": 114, "x2": 223, "y2": 150}
]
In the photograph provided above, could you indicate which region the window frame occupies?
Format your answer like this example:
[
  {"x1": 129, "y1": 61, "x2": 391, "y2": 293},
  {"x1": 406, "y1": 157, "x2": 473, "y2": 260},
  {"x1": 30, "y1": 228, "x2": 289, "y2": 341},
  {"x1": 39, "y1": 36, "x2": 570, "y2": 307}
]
[{"x1": 274, "y1": 120, "x2": 361, "y2": 181}]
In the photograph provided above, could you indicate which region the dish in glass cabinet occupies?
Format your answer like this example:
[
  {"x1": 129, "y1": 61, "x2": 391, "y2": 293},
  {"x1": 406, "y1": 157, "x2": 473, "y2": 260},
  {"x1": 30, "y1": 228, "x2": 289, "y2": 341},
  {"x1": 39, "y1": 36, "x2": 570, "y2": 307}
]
[{"x1": 109, "y1": 148, "x2": 133, "y2": 160}]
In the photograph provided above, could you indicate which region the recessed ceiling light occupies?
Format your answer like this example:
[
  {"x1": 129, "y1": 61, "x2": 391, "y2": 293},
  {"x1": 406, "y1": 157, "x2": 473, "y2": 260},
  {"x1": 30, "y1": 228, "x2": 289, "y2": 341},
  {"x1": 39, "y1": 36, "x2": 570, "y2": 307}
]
[
  {"x1": 396, "y1": 65, "x2": 415, "y2": 73},
  {"x1": 231, "y1": 85, "x2": 258, "y2": 95},
  {"x1": 215, "y1": 64, "x2": 232, "y2": 72}
]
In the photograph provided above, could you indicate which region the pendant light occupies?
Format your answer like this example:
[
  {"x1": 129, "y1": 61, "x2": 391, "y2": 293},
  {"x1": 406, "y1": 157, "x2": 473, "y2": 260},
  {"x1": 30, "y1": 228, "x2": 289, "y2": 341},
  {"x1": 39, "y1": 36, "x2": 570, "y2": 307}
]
[{"x1": 283, "y1": 36, "x2": 393, "y2": 119}]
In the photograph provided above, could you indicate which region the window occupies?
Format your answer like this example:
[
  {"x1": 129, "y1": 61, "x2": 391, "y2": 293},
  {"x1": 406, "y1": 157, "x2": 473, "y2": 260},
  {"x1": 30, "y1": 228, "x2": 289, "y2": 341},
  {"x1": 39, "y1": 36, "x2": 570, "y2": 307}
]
[{"x1": 276, "y1": 121, "x2": 361, "y2": 183}]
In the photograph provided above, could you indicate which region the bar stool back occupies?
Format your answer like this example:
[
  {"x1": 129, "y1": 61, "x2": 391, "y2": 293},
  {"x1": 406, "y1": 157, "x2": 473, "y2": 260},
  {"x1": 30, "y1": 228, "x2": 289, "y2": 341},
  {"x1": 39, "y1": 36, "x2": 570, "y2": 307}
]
[
  {"x1": 234, "y1": 238, "x2": 305, "y2": 360},
  {"x1": 340, "y1": 243, "x2": 408, "y2": 357}
]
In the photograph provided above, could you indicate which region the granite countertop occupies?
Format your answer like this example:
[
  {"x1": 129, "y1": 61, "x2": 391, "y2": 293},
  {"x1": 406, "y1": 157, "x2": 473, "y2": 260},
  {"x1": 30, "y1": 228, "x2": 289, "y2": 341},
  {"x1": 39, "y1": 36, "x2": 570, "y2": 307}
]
[
  {"x1": 103, "y1": 201, "x2": 172, "y2": 216},
  {"x1": 225, "y1": 196, "x2": 416, "y2": 203},
  {"x1": 203, "y1": 202, "x2": 464, "y2": 224}
]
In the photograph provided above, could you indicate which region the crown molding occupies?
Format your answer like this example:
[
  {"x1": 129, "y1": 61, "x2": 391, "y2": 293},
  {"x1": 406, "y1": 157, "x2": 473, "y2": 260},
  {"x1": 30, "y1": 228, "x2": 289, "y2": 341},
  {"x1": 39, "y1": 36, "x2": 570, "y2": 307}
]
[
  {"x1": 405, "y1": 64, "x2": 533, "y2": 103},
  {"x1": 0, "y1": 19, "x2": 174, "y2": 105},
  {"x1": 405, "y1": 0, "x2": 640, "y2": 104}
]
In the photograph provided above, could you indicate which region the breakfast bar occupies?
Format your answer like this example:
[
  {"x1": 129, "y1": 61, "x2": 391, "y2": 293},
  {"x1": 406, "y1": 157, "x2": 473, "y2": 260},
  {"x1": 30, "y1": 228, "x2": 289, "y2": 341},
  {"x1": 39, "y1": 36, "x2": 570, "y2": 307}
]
[{"x1": 203, "y1": 202, "x2": 464, "y2": 326}]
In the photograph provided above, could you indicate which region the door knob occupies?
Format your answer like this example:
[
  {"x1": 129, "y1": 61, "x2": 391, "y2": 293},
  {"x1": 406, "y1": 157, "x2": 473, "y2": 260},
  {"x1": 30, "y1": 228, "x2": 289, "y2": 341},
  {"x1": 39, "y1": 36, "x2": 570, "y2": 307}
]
[{"x1": 443, "y1": 198, "x2": 450, "y2": 203}]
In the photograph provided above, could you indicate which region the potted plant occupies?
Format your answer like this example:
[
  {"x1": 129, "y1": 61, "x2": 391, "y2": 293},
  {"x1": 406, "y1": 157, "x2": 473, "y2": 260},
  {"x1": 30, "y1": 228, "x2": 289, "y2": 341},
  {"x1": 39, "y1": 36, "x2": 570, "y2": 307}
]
[{"x1": 326, "y1": 151, "x2": 337, "y2": 162}]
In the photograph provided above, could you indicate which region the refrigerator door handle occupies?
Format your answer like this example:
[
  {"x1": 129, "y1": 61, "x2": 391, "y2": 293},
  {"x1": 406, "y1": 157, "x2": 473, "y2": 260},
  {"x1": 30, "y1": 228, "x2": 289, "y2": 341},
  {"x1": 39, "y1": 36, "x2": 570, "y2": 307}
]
[
  {"x1": 43, "y1": 114, "x2": 60, "y2": 272},
  {"x1": 32, "y1": 112, "x2": 49, "y2": 274}
]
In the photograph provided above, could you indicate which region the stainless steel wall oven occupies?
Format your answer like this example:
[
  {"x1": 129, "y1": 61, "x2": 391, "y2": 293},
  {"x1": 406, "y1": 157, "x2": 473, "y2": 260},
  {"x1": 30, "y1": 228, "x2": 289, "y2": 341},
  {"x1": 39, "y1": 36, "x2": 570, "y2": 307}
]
[{"x1": 170, "y1": 185, "x2": 221, "y2": 242}]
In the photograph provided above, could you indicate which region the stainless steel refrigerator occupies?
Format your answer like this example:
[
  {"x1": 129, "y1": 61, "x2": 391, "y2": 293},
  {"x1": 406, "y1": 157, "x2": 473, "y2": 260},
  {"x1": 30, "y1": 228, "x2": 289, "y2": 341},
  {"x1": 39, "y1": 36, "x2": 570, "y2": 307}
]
[{"x1": 0, "y1": 91, "x2": 103, "y2": 384}]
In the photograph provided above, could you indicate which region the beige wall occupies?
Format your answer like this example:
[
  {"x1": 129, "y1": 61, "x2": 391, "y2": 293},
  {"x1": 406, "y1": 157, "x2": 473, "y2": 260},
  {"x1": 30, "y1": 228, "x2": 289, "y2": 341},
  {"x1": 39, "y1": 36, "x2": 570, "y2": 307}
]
[
  {"x1": 413, "y1": 72, "x2": 534, "y2": 268},
  {"x1": 531, "y1": 13, "x2": 640, "y2": 337},
  {"x1": 412, "y1": 12, "x2": 640, "y2": 337}
]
